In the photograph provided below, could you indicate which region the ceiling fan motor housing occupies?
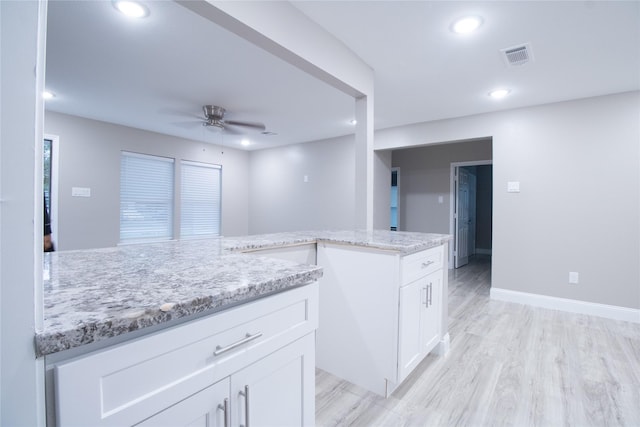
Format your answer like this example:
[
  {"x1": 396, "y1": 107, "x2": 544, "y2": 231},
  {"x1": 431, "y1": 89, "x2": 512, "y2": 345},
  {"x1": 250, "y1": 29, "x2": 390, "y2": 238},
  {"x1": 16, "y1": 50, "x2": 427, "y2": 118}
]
[{"x1": 203, "y1": 105, "x2": 226, "y2": 128}]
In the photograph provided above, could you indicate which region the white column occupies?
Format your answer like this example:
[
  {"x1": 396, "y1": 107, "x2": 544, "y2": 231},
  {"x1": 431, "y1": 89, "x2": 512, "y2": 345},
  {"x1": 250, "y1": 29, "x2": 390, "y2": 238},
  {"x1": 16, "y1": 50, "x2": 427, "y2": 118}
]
[
  {"x1": 354, "y1": 95, "x2": 374, "y2": 230},
  {"x1": 0, "y1": 0, "x2": 47, "y2": 425}
]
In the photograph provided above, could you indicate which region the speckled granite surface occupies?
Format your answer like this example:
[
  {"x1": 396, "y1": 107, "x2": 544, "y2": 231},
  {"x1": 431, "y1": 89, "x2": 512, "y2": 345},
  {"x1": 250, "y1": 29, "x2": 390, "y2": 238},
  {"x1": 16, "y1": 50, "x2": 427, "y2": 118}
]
[
  {"x1": 317, "y1": 230, "x2": 450, "y2": 253},
  {"x1": 37, "y1": 230, "x2": 449, "y2": 356}
]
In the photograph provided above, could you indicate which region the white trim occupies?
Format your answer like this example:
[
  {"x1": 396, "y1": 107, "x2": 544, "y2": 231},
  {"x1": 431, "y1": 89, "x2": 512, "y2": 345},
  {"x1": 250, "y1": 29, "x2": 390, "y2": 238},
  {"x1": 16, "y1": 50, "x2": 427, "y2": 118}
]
[
  {"x1": 435, "y1": 333, "x2": 450, "y2": 356},
  {"x1": 449, "y1": 160, "x2": 492, "y2": 268},
  {"x1": 490, "y1": 287, "x2": 640, "y2": 323}
]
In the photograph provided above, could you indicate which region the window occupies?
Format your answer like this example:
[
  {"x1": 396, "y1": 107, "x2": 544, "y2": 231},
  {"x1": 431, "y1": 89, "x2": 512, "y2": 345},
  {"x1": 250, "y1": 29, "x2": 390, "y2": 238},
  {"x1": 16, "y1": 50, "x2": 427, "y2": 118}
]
[
  {"x1": 120, "y1": 151, "x2": 174, "y2": 243},
  {"x1": 180, "y1": 160, "x2": 221, "y2": 238}
]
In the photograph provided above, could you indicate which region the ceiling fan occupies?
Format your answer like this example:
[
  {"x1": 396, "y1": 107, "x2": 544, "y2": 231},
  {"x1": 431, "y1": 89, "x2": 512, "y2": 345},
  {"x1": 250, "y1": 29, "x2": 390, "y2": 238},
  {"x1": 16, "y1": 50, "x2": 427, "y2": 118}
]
[{"x1": 201, "y1": 105, "x2": 266, "y2": 134}]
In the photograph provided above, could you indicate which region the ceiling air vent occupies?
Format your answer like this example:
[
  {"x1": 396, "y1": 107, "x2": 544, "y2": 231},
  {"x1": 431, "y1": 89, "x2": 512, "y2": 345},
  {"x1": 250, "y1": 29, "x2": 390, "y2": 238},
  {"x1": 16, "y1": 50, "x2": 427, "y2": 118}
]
[{"x1": 500, "y1": 43, "x2": 534, "y2": 67}]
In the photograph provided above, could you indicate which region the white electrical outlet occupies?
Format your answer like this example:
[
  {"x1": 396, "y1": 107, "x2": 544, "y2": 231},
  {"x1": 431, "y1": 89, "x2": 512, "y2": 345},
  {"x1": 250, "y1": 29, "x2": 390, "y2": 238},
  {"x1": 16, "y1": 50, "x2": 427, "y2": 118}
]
[{"x1": 569, "y1": 272, "x2": 579, "y2": 284}]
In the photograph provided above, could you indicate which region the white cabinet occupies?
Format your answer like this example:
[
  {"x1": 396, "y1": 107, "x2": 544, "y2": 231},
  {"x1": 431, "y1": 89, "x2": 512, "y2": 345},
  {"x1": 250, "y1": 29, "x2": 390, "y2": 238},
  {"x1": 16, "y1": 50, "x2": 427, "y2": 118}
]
[
  {"x1": 230, "y1": 334, "x2": 314, "y2": 427},
  {"x1": 136, "y1": 334, "x2": 315, "y2": 427},
  {"x1": 136, "y1": 378, "x2": 230, "y2": 427},
  {"x1": 316, "y1": 243, "x2": 448, "y2": 397},
  {"x1": 398, "y1": 270, "x2": 442, "y2": 381},
  {"x1": 50, "y1": 283, "x2": 318, "y2": 427}
]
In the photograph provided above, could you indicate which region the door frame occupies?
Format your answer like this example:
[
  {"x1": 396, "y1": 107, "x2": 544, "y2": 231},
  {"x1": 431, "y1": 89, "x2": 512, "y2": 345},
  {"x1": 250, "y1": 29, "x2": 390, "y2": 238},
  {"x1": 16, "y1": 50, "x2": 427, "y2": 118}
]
[{"x1": 448, "y1": 160, "x2": 492, "y2": 269}]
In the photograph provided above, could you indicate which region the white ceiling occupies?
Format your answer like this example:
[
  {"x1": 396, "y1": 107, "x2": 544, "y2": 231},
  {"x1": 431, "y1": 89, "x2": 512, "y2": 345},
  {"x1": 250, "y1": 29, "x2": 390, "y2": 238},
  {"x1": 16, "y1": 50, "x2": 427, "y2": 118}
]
[{"x1": 45, "y1": 1, "x2": 640, "y2": 151}]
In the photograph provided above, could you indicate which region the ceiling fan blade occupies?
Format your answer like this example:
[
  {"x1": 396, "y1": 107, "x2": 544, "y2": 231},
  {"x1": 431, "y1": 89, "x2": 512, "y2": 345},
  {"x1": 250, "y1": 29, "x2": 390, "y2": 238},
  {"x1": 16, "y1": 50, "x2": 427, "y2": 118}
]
[
  {"x1": 224, "y1": 120, "x2": 266, "y2": 132},
  {"x1": 221, "y1": 124, "x2": 242, "y2": 135}
]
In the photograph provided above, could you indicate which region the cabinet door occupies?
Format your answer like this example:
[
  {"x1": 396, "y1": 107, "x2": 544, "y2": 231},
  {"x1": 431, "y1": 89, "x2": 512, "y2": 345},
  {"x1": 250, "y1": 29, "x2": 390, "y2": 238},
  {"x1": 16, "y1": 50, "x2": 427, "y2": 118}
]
[
  {"x1": 135, "y1": 378, "x2": 230, "y2": 427},
  {"x1": 398, "y1": 278, "x2": 427, "y2": 381},
  {"x1": 422, "y1": 270, "x2": 442, "y2": 354},
  {"x1": 231, "y1": 333, "x2": 315, "y2": 427}
]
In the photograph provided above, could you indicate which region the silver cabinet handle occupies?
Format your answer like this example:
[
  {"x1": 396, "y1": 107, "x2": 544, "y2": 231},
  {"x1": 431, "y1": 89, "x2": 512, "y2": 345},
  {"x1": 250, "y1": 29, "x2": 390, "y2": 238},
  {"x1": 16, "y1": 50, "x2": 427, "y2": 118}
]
[
  {"x1": 427, "y1": 283, "x2": 433, "y2": 307},
  {"x1": 217, "y1": 398, "x2": 229, "y2": 427},
  {"x1": 239, "y1": 385, "x2": 250, "y2": 427},
  {"x1": 421, "y1": 260, "x2": 435, "y2": 269},
  {"x1": 214, "y1": 332, "x2": 263, "y2": 356}
]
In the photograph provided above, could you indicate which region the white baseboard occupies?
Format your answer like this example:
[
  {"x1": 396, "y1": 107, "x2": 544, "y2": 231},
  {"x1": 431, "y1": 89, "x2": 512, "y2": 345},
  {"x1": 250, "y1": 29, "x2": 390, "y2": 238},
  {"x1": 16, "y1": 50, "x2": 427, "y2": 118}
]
[{"x1": 490, "y1": 288, "x2": 640, "y2": 323}]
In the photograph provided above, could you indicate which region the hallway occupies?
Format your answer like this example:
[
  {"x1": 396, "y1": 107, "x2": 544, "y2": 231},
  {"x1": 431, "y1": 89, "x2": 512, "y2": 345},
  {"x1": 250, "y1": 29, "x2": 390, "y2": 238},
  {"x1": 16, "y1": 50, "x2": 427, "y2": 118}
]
[{"x1": 315, "y1": 255, "x2": 640, "y2": 426}]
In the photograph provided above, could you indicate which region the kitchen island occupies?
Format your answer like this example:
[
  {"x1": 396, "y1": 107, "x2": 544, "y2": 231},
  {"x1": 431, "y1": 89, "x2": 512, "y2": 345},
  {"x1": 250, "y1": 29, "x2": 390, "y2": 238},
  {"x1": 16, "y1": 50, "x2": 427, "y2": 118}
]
[{"x1": 40, "y1": 230, "x2": 449, "y2": 426}]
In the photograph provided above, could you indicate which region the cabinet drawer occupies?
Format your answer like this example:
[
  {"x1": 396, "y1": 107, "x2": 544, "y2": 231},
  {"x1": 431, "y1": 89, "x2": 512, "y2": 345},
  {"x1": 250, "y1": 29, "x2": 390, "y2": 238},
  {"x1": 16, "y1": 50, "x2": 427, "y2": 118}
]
[
  {"x1": 54, "y1": 283, "x2": 318, "y2": 426},
  {"x1": 401, "y1": 245, "x2": 443, "y2": 286}
]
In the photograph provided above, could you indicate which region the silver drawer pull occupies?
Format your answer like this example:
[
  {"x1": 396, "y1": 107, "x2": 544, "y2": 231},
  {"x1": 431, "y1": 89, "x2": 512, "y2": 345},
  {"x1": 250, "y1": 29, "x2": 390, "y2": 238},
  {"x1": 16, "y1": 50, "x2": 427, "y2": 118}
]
[
  {"x1": 421, "y1": 260, "x2": 435, "y2": 268},
  {"x1": 214, "y1": 332, "x2": 263, "y2": 356},
  {"x1": 240, "y1": 385, "x2": 250, "y2": 427},
  {"x1": 217, "y1": 398, "x2": 229, "y2": 427}
]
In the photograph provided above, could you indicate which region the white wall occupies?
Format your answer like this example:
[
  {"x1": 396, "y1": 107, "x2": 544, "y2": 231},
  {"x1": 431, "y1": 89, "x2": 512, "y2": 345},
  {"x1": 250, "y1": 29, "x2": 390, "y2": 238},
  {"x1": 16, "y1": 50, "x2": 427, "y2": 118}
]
[
  {"x1": 377, "y1": 92, "x2": 640, "y2": 310},
  {"x1": 0, "y1": 1, "x2": 45, "y2": 425},
  {"x1": 392, "y1": 139, "x2": 493, "y2": 234},
  {"x1": 248, "y1": 134, "x2": 356, "y2": 234},
  {"x1": 44, "y1": 112, "x2": 250, "y2": 250}
]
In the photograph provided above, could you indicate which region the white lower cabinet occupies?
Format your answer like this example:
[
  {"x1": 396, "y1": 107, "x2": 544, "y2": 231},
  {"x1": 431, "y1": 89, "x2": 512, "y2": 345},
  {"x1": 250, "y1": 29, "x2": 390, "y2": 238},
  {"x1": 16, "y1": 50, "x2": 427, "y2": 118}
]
[
  {"x1": 316, "y1": 243, "x2": 447, "y2": 397},
  {"x1": 136, "y1": 334, "x2": 315, "y2": 427},
  {"x1": 136, "y1": 377, "x2": 230, "y2": 427},
  {"x1": 230, "y1": 333, "x2": 314, "y2": 427},
  {"x1": 398, "y1": 270, "x2": 442, "y2": 381},
  {"x1": 50, "y1": 283, "x2": 318, "y2": 427}
]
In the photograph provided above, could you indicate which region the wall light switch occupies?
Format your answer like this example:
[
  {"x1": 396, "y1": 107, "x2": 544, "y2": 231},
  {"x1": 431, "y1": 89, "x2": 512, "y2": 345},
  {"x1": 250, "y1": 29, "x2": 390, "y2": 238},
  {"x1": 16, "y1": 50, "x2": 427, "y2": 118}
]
[
  {"x1": 569, "y1": 272, "x2": 579, "y2": 284},
  {"x1": 438, "y1": 196, "x2": 444, "y2": 204},
  {"x1": 507, "y1": 181, "x2": 520, "y2": 193},
  {"x1": 303, "y1": 175, "x2": 309, "y2": 183},
  {"x1": 72, "y1": 187, "x2": 91, "y2": 197}
]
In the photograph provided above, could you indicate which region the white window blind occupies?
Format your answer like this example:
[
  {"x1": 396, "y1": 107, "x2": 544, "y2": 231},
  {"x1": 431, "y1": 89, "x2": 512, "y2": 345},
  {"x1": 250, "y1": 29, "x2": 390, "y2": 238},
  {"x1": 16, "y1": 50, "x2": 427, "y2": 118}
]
[
  {"x1": 180, "y1": 160, "x2": 221, "y2": 238},
  {"x1": 120, "y1": 151, "x2": 174, "y2": 243}
]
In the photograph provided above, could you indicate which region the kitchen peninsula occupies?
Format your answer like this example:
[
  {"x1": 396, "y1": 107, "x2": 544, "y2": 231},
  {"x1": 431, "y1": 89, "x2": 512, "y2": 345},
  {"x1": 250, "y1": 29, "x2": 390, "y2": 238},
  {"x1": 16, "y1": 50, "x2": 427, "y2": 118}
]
[{"x1": 39, "y1": 230, "x2": 449, "y2": 426}]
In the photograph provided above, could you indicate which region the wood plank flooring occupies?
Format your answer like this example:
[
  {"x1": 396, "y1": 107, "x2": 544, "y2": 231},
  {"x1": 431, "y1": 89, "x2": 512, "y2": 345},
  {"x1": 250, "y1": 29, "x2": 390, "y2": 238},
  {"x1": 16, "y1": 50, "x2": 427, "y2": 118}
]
[{"x1": 315, "y1": 255, "x2": 640, "y2": 426}]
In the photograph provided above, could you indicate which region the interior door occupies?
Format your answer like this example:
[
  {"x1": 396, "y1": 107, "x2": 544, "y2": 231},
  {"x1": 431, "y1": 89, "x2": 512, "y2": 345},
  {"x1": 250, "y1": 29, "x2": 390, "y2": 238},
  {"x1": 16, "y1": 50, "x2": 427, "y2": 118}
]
[{"x1": 455, "y1": 167, "x2": 470, "y2": 268}]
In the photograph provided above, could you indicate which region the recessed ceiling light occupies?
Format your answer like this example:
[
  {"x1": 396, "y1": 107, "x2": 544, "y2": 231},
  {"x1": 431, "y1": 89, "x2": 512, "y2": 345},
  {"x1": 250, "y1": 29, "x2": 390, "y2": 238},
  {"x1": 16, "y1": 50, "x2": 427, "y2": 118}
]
[
  {"x1": 43, "y1": 91, "x2": 55, "y2": 100},
  {"x1": 241, "y1": 139, "x2": 251, "y2": 146},
  {"x1": 489, "y1": 88, "x2": 511, "y2": 99},
  {"x1": 113, "y1": 1, "x2": 149, "y2": 18},
  {"x1": 452, "y1": 16, "x2": 483, "y2": 34}
]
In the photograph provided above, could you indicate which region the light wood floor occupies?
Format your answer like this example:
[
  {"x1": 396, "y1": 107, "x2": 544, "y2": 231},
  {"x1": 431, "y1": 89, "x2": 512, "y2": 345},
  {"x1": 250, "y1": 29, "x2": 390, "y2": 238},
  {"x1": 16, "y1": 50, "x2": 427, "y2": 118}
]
[{"x1": 315, "y1": 255, "x2": 640, "y2": 426}]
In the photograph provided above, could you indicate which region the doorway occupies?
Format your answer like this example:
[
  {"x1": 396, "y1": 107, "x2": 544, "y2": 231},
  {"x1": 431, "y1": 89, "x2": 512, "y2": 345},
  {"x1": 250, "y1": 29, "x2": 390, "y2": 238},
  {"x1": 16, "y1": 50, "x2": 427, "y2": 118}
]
[
  {"x1": 44, "y1": 134, "x2": 59, "y2": 247},
  {"x1": 450, "y1": 161, "x2": 492, "y2": 269}
]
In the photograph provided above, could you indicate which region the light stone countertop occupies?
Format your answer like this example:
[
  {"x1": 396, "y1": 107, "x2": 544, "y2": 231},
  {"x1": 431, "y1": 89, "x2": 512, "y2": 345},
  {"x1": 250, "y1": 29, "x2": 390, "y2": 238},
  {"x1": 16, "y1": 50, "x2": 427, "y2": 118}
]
[{"x1": 37, "y1": 230, "x2": 450, "y2": 357}]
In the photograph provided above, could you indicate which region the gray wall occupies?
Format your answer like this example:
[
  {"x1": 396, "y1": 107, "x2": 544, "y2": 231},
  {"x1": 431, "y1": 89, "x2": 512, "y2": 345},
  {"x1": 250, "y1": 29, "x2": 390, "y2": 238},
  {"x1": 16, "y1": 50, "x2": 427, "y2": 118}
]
[
  {"x1": 248, "y1": 134, "x2": 356, "y2": 234},
  {"x1": 45, "y1": 92, "x2": 640, "y2": 311},
  {"x1": 376, "y1": 91, "x2": 640, "y2": 310},
  {"x1": 392, "y1": 139, "x2": 493, "y2": 234},
  {"x1": 45, "y1": 111, "x2": 250, "y2": 250}
]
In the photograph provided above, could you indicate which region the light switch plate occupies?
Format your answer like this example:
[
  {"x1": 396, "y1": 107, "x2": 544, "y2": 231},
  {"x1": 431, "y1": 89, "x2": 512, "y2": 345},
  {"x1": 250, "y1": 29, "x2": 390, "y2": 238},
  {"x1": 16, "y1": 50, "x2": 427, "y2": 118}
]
[
  {"x1": 507, "y1": 181, "x2": 520, "y2": 193},
  {"x1": 72, "y1": 187, "x2": 91, "y2": 197},
  {"x1": 569, "y1": 272, "x2": 579, "y2": 284}
]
